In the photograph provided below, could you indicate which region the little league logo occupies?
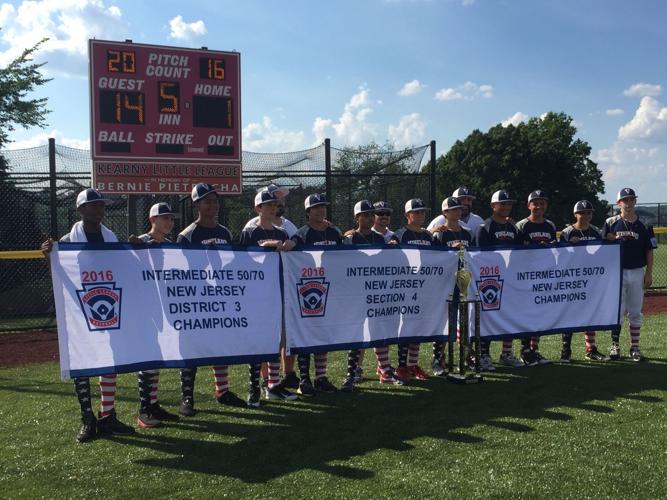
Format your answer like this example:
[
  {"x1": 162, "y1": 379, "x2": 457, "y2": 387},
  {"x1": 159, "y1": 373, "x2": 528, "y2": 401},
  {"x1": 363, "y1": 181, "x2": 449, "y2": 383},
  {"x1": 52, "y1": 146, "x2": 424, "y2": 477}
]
[
  {"x1": 296, "y1": 277, "x2": 330, "y2": 318},
  {"x1": 76, "y1": 282, "x2": 122, "y2": 331},
  {"x1": 476, "y1": 275, "x2": 503, "y2": 311}
]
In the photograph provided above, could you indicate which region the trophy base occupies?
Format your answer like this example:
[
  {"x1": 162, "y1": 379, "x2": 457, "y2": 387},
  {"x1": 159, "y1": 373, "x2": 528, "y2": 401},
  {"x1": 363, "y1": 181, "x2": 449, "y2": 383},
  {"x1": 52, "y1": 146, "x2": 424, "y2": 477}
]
[{"x1": 446, "y1": 373, "x2": 483, "y2": 384}]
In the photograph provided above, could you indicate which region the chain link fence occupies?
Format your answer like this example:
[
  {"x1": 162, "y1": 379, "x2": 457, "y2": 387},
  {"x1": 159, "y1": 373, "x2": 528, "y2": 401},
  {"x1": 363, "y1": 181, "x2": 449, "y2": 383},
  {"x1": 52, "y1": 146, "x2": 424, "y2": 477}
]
[{"x1": 0, "y1": 139, "x2": 433, "y2": 331}]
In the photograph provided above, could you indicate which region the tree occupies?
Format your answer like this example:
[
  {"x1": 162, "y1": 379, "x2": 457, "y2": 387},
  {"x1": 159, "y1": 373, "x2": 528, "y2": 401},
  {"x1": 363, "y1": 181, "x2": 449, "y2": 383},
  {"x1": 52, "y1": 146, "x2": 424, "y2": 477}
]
[{"x1": 430, "y1": 112, "x2": 608, "y2": 227}]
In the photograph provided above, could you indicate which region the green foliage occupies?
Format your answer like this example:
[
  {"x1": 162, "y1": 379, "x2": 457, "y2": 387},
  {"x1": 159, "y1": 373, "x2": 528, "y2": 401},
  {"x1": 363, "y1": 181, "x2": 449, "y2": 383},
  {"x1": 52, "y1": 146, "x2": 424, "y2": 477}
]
[
  {"x1": 1, "y1": 317, "x2": 667, "y2": 497},
  {"x1": 433, "y1": 112, "x2": 609, "y2": 227}
]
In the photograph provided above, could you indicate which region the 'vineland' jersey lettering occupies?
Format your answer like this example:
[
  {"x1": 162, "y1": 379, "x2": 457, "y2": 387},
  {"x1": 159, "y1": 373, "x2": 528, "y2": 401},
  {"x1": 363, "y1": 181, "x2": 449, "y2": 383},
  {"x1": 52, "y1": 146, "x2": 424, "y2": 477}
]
[
  {"x1": 516, "y1": 218, "x2": 557, "y2": 244},
  {"x1": 391, "y1": 228, "x2": 436, "y2": 246}
]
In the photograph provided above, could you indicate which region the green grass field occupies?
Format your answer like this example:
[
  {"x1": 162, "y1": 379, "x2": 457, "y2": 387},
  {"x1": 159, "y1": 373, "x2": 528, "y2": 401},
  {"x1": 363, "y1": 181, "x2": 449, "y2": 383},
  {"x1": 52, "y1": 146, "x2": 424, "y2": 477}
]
[{"x1": 1, "y1": 316, "x2": 667, "y2": 499}]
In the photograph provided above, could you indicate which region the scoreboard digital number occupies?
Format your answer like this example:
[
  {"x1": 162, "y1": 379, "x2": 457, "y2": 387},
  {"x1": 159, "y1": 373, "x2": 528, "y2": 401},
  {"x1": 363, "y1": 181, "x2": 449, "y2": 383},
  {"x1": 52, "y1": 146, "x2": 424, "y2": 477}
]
[{"x1": 89, "y1": 40, "x2": 242, "y2": 195}]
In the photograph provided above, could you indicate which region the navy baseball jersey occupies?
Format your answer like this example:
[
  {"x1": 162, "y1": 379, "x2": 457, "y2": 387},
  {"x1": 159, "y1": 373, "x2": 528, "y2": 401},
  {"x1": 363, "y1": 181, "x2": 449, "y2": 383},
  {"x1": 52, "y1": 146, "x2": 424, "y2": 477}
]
[
  {"x1": 559, "y1": 225, "x2": 602, "y2": 243},
  {"x1": 516, "y1": 218, "x2": 557, "y2": 244},
  {"x1": 433, "y1": 227, "x2": 473, "y2": 248},
  {"x1": 177, "y1": 223, "x2": 232, "y2": 246},
  {"x1": 602, "y1": 215, "x2": 657, "y2": 269},
  {"x1": 292, "y1": 225, "x2": 342, "y2": 246},
  {"x1": 343, "y1": 230, "x2": 386, "y2": 245},
  {"x1": 391, "y1": 228, "x2": 436, "y2": 246},
  {"x1": 239, "y1": 222, "x2": 289, "y2": 247},
  {"x1": 476, "y1": 218, "x2": 521, "y2": 247}
]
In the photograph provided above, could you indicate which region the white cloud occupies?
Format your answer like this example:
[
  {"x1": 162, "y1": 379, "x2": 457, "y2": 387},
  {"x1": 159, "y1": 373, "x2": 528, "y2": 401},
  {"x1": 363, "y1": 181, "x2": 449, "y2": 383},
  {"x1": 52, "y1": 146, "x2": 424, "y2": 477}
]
[
  {"x1": 435, "y1": 81, "x2": 493, "y2": 101},
  {"x1": 388, "y1": 113, "x2": 426, "y2": 148},
  {"x1": 618, "y1": 96, "x2": 667, "y2": 141},
  {"x1": 312, "y1": 86, "x2": 379, "y2": 146},
  {"x1": 242, "y1": 116, "x2": 305, "y2": 153},
  {"x1": 4, "y1": 129, "x2": 89, "y2": 150},
  {"x1": 0, "y1": 0, "x2": 128, "y2": 74},
  {"x1": 606, "y1": 108, "x2": 625, "y2": 116},
  {"x1": 168, "y1": 15, "x2": 207, "y2": 44},
  {"x1": 623, "y1": 83, "x2": 662, "y2": 98},
  {"x1": 501, "y1": 112, "x2": 528, "y2": 127},
  {"x1": 398, "y1": 79, "x2": 424, "y2": 96}
]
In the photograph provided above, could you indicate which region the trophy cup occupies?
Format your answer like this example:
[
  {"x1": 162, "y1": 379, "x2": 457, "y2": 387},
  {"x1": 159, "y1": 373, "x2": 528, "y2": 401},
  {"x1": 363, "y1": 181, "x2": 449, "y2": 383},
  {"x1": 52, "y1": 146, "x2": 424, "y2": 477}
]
[{"x1": 447, "y1": 247, "x2": 483, "y2": 384}]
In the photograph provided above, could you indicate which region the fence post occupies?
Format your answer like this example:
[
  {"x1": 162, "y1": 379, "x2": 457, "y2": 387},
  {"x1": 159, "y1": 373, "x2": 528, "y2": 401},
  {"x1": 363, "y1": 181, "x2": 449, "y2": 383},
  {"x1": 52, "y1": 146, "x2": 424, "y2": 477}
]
[
  {"x1": 325, "y1": 138, "x2": 332, "y2": 219},
  {"x1": 127, "y1": 195, "x2": 136, "y2": 236},
  {"x1": 48, "y1": 138, "x2": 58, "y2": 238},
  {"x1": 429, "y1": 140, "x2": 437, "y2": 212}
]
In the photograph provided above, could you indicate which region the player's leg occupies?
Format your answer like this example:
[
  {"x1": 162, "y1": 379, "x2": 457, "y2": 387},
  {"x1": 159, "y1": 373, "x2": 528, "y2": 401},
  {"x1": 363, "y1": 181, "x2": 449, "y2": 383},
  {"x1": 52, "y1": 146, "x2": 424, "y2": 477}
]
[
  {"x1": 375, "y1": 346, "x2": 403, "y2": 384},
  {"x1": 297, "y1": 354, "x2": 315, "y2": 396},
  {"x1": 179, "y1": 367, "x2": 197, "y2": 416},
  {"x1": 214, "y1": 365, "x2": 244, "y2": 406},
  {"x1": 138, "y1": 370, "x2": 161, "y2": 428},
  {"x1": 97, "y1": 374, "x2": 134, "y2": 436},
  {"x1": 479, "y1": 339, "x2": 496, "y2": 372},
  {"x1": 281, "y1": 350, "x2": 299, "y2": 388},
  {"x1": 609, "y1": 270, "x2": 630, "y2": 360},
  {"x1": 74, "y1": 377, "x2": 96, "y2": 443},
  {"x1": 395, "y1": 343, "x2": 411, "y2": 382},
  {"x1": 499, "y1": 337, "x2": 523, "y2": 368},
  {"x1": 407, "y1": 343, "x2": 429, "y2": 379},
  {"x1": 560, "y1": 333, "x2": 573, "y2": 362},
  {"x1": 431, "y1": 342, "x2": 445, "y2": 376},
  {"x1": 583, "y1": 332, "x2": 605, "y2": 360},
  {"x1": 355, "y1": 349, "x2": 365, "y2": 383},
  {"x1": 266, "y1": 356, "x2": 297, "y2": 400},
  {"x1": 626, "y1": 268, "x2": 646, "y2": 361},
  {"x1": 530, "y1": 336, "x2": 550, "y2": 364},
  {"x1": 313, "y1": 352, "x2": 337, "y2": 392},
  {"x1": 341, "y1": 349, "x2": 359, "y2": 391},
  {"x1": 520, "y1": 337, "x2": 537, "y2": 366},
  {"x1": 147, "y1": 371, "x2": 178, "y2": 421},
  {"x1": 247, "y1": 363, "x2": 262, "y2": 408}
]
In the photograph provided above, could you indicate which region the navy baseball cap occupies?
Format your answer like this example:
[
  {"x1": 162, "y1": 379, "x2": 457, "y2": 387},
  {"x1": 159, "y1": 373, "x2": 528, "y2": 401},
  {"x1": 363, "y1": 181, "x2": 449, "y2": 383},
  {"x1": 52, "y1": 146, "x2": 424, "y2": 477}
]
[
  {"x1": 528, "y1": 190, "x2": 548, "y2": 202},
  {"x1": 617, "y1": 187, "x2": 637, "y2": 202},
  {"x1": 573, "y1": 200, "x2": 594, "y2": 213},
  {"x1": 255, "y1": 189, "x2": 278, "y2": 207},
  {"x1": 452, "y1": 187, "x2": 476, "y2": 199},
  {"x1": 191, "y1": 183, "x2": 217, "y2": 202},
  {"x1": 304, "y1": 193, "x2": 329, "y2": 209},
  {"x1": 442, "y1": 196, "x2": 463, "y2": 211},
  {"x1": 490, "y1": 190, "x2": 515, "y2": 203},
  {"x1": 354, "y1": 200, "x2": 375, "y2": 216},
  {"x1": 373, "y1": 201, "x2": 393, "y2": 214},
  {"x1": 264, "y1": 183, "x2": 290, "y2": 198},
  {"x1": 76, "y1": 188, "x2": 112, "y2": 208},
  {"x1": 149, "y1": 202, "x2": 175, "y2": 217},
  {"x1": 404, "y1": 198, "x2": 429, "y2": 213}
]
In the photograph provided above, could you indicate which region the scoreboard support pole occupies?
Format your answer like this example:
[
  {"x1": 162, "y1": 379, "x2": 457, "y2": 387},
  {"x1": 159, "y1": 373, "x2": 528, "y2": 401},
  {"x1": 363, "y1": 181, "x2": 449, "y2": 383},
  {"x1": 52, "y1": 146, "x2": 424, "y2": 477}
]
[
  {"x1": 127, "y1": 195, "x2": 137, "y2": 236},
  {"x1": 324, "y1": 138, "x2": 332, "y2": 220}
]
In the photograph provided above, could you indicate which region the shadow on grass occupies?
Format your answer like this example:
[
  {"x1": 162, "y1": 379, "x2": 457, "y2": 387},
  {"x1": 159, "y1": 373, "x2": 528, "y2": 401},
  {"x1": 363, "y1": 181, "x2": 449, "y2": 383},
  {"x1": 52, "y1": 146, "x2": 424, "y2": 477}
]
[{"x1": 97, "y1": 360, "x2": 667, "y2": 483}]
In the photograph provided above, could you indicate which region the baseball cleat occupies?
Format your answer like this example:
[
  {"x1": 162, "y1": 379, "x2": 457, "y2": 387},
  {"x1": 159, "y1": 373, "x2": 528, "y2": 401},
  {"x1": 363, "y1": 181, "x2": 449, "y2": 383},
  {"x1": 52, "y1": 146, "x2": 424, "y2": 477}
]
[
  {"x1": 584, "y1": 347, "x2": 606, "y2": 361},
  {"x1": 137, "y1": 411, "x2": 161, "y2": 429},
  {"x1": 499, "y1": 352, "x2": 525, "y2": 368},
  {"x1": 340, "y1": 377, "x2": 356, "y2": 392},
  {"x1": 410, "y1": 365, "x2": 429, "y2": 380},
  {"x1": 559, "y1": 349, "x2": 571, "y2": 363},
  {"x1": 314, "y1": 376, "x2": 338, "y2": 393},
  {"x1": 394, "y1": 366, "x2": 412, "y2": 383},
  {"x1": 629, "y1": 349, "x2": 645, "y2": 362},
  {"x1": 77, "y1": 414, "x2": 97, "y2": 443},
  {"x1": 379, "y1": 369, "x2": 405, "y2": 385},
  {"x1": 281, "y1": 371, "x2": 300, "y2": 389},
  {"x1": 216, "y1": 390, "x2": 246, "y2": 407},
  {"x1": 521, "y1": 350, "x2": 538, "y2": 367},
  {"x1": 178, "y1": 398, "x2": 195, "y2": 417},
  {"x1": 149, "y1": 403, "x2": 179, "y2": 422},
  {"x1": 297, "y1": 378, "x2": 316, "y2": 397},
  {"x1": 479, "y1": 354, "x2": 496, "y2": 372},
  {"x1": 97, "y1": 410, "x2": 135, "y2": 436},
  {"x1": 265, "y1": 384, "x2": 298, "y2": 401},
  {"x1": 607, "y1": 342, "x2": 621, "y2": 361},
  {"x1": 353, "y1": 367, "x2": 364, "y2": 384},
  {"x1": 247, "y1": 387, "x2": 261, "y2": 408},
  {"x1": 532, "y1": 351, "x2": 551, "y2": 365}
]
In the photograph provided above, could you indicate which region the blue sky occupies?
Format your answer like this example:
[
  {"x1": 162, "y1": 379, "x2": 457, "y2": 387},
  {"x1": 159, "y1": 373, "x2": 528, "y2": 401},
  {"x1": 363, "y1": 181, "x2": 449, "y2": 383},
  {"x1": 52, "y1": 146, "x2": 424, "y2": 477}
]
[{"x1": 1, "y1": 0, "x2": 666, "y2": 202}]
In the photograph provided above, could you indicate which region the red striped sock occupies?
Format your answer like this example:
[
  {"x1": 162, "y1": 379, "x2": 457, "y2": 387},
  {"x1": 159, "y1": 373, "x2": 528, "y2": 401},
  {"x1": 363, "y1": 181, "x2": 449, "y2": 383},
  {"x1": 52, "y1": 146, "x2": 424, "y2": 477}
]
[
  {"x1": 502, "y1": 339, "x2": 513, "y2": 355},
  {"x1": 267, "y1": 361, "x2": 281, "y2": 389},
  {"x1": 150, "y1": 373, "x2": 159, "y2": 405},
  {"x1": 99, "y1": 374, "x2": 117, "y2": 417},
  {"x1": 407, "y1": 344, "x2": 420, "y2": 367},
  {"x1": 213, "y1": 365, "x2": 229, "y2": 396},
  {"x1": 584, "y1": 332, "x2": 596, "y2": 351},
  {"x1": 630, "y1": 325, "x2": 640, "y2": 350},
  {"x1": 530, "y1": 336, "x2": 539, "y2": 351},
  {"x1": 374, "y1": 346, "x2": 391, "y2": 374},
  {"x1": 314, "y1": 352, "x2": 328, "y2": 379}
]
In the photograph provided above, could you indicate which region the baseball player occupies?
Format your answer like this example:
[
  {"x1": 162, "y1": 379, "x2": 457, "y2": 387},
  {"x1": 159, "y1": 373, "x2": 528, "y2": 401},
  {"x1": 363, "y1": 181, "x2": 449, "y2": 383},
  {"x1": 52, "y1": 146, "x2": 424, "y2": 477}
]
[
  {"x1": 372, "y1": 201, "x2": 395, "y2": 242},
  {"x1": 127, "y1": 202, "x2": 181, "y2": 428},
  {"x1": 515, "y1": 190, "x2": 556, "y2": 366},
  {"x1": 431, "y1": 196, "x2": 474, "y2": 375},
  {"x1": 290, "y1": 193, "x2": 341, "y2": 395},
  {"x1": 41, "y1": 188, "x2": 135, "y2": 442},
  {"x1": 341, "y1": 200, "x2": 402, "y2": 391},
  {"x1": 427, "y1": 186, "x2": 484, "y2": 236},
  {"x1": 241, "y1": 189, "x2": 298, "y2": 407},
  {"x1": 476, "y1": 189, "x2": 523, "y2": 371},
  {"x1": 177, "y1": 183, "x2": 245, "y2": 417},
  {"x1": 390, "y1": 198, "x2": 436, "y2": 382},
  {"x1": 559, "y1": 200, "x2": 606, "y2": 362},
  {"x1": 602, "y1": 188, "x2": 656, "y2": 361}
]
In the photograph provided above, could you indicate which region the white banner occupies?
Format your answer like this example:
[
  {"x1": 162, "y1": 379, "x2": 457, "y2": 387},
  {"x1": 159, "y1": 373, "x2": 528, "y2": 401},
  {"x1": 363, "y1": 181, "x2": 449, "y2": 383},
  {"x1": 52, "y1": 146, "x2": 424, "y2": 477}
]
[
  {"x1": 465, "y1": 242, "x2": 622, "y2": 339},
  {"x1": 50, "y1": 243, "x2": 282, "y2": 379},
  {"x1": 282, "y1": 247, "x2": 459, "y2": 354}
]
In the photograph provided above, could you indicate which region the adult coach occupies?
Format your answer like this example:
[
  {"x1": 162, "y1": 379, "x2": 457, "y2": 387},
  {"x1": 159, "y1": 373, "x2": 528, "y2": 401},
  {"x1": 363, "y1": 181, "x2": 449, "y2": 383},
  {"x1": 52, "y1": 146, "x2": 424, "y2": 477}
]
[
  {"x1": 427, "y1": 187, "x2": 484, "y2": 236},
  {"x1": 177, "y1": 183, "x2": 245, "y2": 416},
  {"x1": 515, "y1": 190, "x2": 556, "y2": 366},
  {"x1": 41, "y1": 188, "x2": 135, "y2": 442},
  {"x1": 371, "y1": 201, "x2": 395, "y2": 242},
  {"x1": 602, "y1": 188, "x2": 656, "y2": 361}
]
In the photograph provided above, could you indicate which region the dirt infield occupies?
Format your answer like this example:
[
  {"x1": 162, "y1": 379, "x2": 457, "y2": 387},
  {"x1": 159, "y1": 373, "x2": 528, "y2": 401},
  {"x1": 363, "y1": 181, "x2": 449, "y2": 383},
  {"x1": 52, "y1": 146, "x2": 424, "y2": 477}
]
[{"x1": 1, "y1": 293, "x2": 666, "y2": 368}]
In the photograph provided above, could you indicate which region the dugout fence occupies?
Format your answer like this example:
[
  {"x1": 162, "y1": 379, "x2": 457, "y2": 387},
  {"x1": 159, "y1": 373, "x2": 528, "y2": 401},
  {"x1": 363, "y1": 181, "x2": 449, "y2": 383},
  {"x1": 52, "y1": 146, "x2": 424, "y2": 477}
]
[{"x1": 0, "y1": 139, "x2": 435, "y2": 331}]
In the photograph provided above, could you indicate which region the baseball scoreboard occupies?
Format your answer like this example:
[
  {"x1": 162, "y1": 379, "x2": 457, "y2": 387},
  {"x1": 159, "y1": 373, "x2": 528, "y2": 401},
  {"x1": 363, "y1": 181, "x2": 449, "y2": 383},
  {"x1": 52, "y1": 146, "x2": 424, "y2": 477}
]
[{"x1": 89, "y1": 39, "x2": 242, "y2": 194}]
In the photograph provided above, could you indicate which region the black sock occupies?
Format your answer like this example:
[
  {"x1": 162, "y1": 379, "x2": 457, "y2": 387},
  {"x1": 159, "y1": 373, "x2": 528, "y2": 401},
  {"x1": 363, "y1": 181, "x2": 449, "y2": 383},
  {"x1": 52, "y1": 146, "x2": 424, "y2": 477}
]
[
  {"x1": 74, "y1": 377, "x2": 93, "y2": 418},
  {"x1": 480, "y1": 340, "x2": 491, "y2": 357},
  {"x1": 138, "y1": 371, "x2": 153, "y2": 413},
  {"x1": 521, "y1": 338, "x2": 530, "y2": 352},
  {"x1": 398, "y1": 343, "x2": 408, "y2": 367},
  {"x1": 298, "y1": 354, "x2": 311, "y2": 381},
  {"x1": 249, "y1": 363, "x2": 261, "y2": 391},
  {"x1": 611, "y1": 329, "x2": 620, "y2": 344},
  {"x1": 561, "y1": 333, "x2": 572, "y2": 351},
  {"x1": 180, "y1": 367, "x2": 197, "y2": 402},
  {"x1": 346, "y1": 350, "x2": 359, "y2": 379},
  {"x1": 433, "y1": 342, "x2": 444, "y2": 361}
]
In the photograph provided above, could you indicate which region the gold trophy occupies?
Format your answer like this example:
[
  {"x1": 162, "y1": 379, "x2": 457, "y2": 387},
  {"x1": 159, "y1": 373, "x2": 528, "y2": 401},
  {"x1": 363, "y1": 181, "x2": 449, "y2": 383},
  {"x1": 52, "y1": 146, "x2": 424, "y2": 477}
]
[{"x1": 447, "y1": 247, "x2": 483, "y2": 384}]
